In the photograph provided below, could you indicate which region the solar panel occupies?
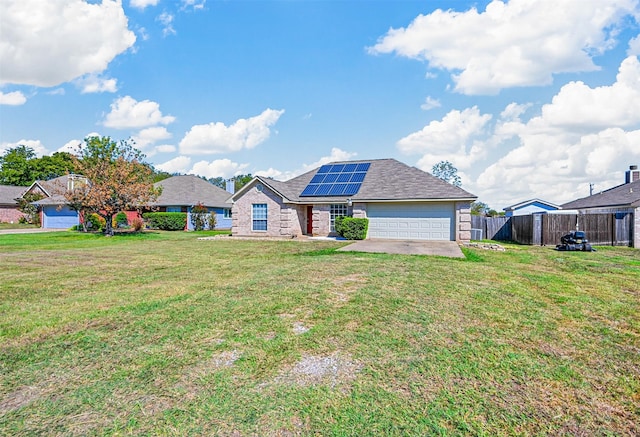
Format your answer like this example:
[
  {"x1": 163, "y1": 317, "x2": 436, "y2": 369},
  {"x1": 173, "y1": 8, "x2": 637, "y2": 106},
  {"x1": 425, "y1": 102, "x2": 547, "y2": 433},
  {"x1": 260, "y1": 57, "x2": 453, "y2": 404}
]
[
  {"x1": 301, "y1": 184, "x2": 319, "y2": 196},
  {"x1": 336, "y1": 173, "x2": 351, "y2": 183},
  {"x1": 310, "y1": 174, "x2": 325, "y2": 184},
  {"x1": 350, "y1": 172, "x2": 366, "y2": 183},
  {"x1": 300, "y1": 162, "x2": 371, "y2": 197},
  {"x1": 343, "y1": 183, "x2": 361, "y2": 196},
  {"x1": 328, "y1": 184, "x2": 348, "y2": 195},
  {"x1": 323, "y1": 173, "x2": 339, "y2": 183},
  {"x1": 315, "y1": 184, "x2": 332, "y2": 195}
]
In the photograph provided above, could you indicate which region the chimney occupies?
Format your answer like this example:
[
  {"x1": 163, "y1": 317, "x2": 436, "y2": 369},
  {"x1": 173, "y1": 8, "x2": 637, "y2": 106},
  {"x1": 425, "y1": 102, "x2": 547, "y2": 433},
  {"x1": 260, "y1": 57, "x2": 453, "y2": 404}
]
[
  {"x1": 625, "y1": 165, "x2": 640, "y2": 184},
  {"x1": 225, "y1": 179, "x2": 235, "y2": 194}
]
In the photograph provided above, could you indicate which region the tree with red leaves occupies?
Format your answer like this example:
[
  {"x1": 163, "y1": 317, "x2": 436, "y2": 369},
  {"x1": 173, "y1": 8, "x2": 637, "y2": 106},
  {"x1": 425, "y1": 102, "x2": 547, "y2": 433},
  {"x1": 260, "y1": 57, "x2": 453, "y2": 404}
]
[{"x1": 65, "y1": 136, "x2": 161, "y2": 236}]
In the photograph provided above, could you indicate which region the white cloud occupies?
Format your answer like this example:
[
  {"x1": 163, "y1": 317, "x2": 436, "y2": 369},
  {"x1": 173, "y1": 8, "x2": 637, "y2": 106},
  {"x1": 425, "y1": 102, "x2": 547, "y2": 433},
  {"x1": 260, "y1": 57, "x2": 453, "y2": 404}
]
[
  {"x1": 471, "y1": 56, "x2": 640, "y2": 207},
  {"x1": 155, "y1": 156, "x2": 246, "y2": 178},
  {"x1": 156, "y1": 155, "x2": 192, "y2": 174},
  {"x1": 0, "y1": 139, "x2": 48, "y2": 156},
  {"x1": 397, "y1": 106, "x2": 492, "y2": 170},
  {"x1": 191, "y1": 159, "x2": 249, "y2": 179},
  {"x1": 130, "y1": 0, "x2": 159, "y2": 10},
  {"x1": 78, "y1": 75, "x2": 118, "y2": 94},
  {"x1": 181, "y1": 0, "x2": 206, "y2": 11},
  {"x1": 0, "y1": 0, "x2": 135, "y2": 87},
  {"x1": 47, "y1": 88, "x2": 65, "y2": 96},
  {"x1": 628, "y1": 34, "x2": 640, "y2": 55},
  {"x1": 103, "y1": 96, "x2": 175, "y2": 129},
  {"x1": 179, "y1": 108, "x2": 285, "y2": 155},
  {"x1": 538, "y1": 56, "x2": 640, "y2": 130},
  {"x1": 154, "y1": 144, "x2": 176, "y2": 154},
  {"x1": 420, "y1": 96, "x2": 441, "y2": 110},
  {"x1": 58, "y1": 139, "x2": 82, "y2": 154},
  {"x1": 157, "y1": 12, "x2": 176, "y2": 36},
  {"x1": 499, "y1": 102, "x2": 531, "y2": 121},
  {"x1": 369, "y1": 0, "x2": 639, "y2": 94},
  {"x1": 132, "y1": 126, "x2": 172, "y2": 149},
  {"x1": 0, "y1": 91, "x2": 26, "y2": 105},
  {"x1": 255, "y1": 147, "x2": 357, "y2": 181}
]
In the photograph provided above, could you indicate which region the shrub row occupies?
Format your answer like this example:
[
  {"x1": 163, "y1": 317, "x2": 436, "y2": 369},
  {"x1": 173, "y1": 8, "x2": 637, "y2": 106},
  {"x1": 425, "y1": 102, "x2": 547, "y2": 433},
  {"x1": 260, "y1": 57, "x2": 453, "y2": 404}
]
[
  {"x1": 142, "y1": 212, "x2": 187, "y2": 231},
  {"x1": 334, "y1": 216, "x2": 369, "y2": 240}
]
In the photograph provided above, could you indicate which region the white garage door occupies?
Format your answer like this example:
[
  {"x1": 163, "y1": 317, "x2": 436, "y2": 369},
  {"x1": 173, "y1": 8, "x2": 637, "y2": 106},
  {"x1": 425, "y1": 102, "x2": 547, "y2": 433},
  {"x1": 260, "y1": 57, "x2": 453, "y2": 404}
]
[{"x1": 367, "y1": 202, "x2": 454, "y2": 241}]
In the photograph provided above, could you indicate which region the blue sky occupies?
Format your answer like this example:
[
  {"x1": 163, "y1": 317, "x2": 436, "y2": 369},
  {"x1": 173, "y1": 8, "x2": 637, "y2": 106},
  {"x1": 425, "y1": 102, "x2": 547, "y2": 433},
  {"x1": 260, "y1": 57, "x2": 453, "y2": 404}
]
[{"x1": 2, "y1": 0, "x2": 640, "y2": 210}]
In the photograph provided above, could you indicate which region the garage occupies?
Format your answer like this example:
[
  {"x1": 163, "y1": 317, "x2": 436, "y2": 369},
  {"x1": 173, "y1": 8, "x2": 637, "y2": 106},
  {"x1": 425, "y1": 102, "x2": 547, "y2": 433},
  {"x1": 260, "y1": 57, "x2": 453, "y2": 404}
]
[
  {"x1": 42, "y1": 205, "x2": 79, "y2": 229},
  {"x1": 366, "y1": 202, "x2": 454, "y2": 241}
]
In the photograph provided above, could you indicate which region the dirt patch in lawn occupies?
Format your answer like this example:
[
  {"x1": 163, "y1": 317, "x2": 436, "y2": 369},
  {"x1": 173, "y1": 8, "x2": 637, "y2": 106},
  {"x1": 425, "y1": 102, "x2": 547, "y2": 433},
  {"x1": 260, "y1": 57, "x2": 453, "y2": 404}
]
[
  {"x1": 0, "y1": 385, "x2": 42, "y2": 414},
  {"x1": 272, "y1": 352, "x2": 362, "y2": 389},
  {"x1": 328, "y1": 273, "x2": 367, "y2": 305},
  {"x1": 177, "y1": 350, "x2": 241, "y2": 399}
]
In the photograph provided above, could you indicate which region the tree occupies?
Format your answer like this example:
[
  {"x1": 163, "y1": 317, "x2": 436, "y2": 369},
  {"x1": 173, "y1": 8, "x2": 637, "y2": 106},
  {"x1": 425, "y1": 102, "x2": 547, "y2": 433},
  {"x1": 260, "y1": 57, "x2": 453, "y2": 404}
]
[
  {"x1": 0, "y1": 145, "x2": 36, "y2": 186},
  {"x1": 16, "y1": 192, "x2": 43, "y2": 225},
  {"x1": 233, "y1": 174, "x2": 253, "y2": 191},
  {"x1": 65, "y1": 136, "x2": 161, "y2": 236},
  {"x1": 34, "y1": 152, "x2": 76, "y2": 180},
  {"x1": 431, "y1": 160, "x2": 461, "y2": 187},
  {"x1": 0, "y1": 146, "x2": 77, "y2": 186},
  {"x1": 471, "y1": 201, "x2": 490, "y2": 216},
  {"x1": 208, "y1": 176, "x2": 226, "y2": 189}
]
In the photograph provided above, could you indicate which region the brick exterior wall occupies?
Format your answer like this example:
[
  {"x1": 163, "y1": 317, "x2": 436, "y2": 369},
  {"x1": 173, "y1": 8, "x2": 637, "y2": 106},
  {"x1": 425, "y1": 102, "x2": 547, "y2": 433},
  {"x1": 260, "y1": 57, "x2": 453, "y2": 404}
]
[
  {"x1": 0, "y1": 206, "x2": 25, "y2": 223},
  {"x1": 455, "y1": 201, "x2": 472, "y2": 242},
  {"x1": 232, "y1": 182, "x2": 307, "y2": 237},
  {"x1": 312, "y1": 204, "x2": 331, "y2": 236},
  {"x1": 232, "y1": 182, "x2": 474, "y2": 242}
]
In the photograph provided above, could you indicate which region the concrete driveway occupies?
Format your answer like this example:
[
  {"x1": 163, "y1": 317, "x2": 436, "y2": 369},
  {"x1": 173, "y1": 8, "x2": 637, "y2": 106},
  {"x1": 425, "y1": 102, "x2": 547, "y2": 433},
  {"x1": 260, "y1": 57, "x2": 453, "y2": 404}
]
[{"x1": 337, "y1": 239, "x2": 465, "y2": 258}]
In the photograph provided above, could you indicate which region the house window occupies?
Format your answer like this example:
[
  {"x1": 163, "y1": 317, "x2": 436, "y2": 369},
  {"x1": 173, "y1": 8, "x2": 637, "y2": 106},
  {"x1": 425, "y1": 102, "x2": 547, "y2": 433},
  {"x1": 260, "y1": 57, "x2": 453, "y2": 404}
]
[
  {"x1": 330, "y1": 204, "x2": 348, "y2": 231},
  {"x1": 223, "y1": 208, "x2": 232, "y2": 219},
  {"x1": 252, "y1": 203, "x2": 267, "y2": 231},
  {"x1": 166, "y1": 206, "x2": 181, "y2": 212}
]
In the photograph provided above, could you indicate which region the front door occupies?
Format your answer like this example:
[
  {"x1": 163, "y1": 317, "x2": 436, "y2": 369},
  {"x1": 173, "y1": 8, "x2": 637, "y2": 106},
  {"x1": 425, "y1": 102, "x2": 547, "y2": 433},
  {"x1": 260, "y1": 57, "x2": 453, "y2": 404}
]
[{"x1": 306, "y1": 206, "x2": 313, "y2": 235}]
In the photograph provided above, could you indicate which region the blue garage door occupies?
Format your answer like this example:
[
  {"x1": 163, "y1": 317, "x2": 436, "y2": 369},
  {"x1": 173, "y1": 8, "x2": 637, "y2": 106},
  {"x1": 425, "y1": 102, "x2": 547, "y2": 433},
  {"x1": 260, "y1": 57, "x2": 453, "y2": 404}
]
[{"x1": 43, "y1": 205, "x2": 79, "y2": 229}]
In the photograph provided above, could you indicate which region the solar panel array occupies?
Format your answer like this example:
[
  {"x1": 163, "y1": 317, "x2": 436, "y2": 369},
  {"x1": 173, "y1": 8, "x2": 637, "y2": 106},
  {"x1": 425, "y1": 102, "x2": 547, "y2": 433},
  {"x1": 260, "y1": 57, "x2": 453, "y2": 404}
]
[{"x1": 300, "y1": 162, "x2": 371, "y2": 197}]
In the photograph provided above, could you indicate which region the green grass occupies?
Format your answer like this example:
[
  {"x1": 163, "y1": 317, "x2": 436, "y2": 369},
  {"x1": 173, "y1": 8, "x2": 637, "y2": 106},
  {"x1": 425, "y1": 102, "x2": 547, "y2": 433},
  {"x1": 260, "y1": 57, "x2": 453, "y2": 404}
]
[
  {"x1": 0, "y1": 223, "x2": 37, "y2": 230},
  {"x1": 1, "y1": 232, "x2": 639, "y2": 435}
]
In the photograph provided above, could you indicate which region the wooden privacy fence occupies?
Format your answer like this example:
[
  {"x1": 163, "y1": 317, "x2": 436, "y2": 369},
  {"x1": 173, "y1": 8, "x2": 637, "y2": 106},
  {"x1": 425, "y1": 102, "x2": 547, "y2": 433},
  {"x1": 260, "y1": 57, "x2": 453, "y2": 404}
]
[{"x1": 472, "y1": 213, "x2": 634, "y2": 247}]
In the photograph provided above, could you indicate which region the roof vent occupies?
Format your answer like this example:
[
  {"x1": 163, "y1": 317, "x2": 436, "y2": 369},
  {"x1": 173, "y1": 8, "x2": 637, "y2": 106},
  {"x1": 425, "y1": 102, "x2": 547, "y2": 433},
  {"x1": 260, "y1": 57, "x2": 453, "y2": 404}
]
[{"x1": 625, "y1": 165, "x2": 640, "y2": 184}]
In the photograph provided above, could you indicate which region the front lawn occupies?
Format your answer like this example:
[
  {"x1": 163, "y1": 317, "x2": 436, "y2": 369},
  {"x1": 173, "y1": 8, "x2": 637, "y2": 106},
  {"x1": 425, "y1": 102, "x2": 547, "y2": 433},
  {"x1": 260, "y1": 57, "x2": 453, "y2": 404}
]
[
  {"x1": 0, "y1": 223, "x2": 37, "y2": 230},
  {"x1": 0, "y1": 232, "x2": 638, "y2": 435}
]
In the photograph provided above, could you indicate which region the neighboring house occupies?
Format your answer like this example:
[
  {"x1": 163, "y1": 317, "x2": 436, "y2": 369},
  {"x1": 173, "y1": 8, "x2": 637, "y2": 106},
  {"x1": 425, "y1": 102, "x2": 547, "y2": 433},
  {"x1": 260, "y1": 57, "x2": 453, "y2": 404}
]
[
  {"x1": 503, "y1": 198, "x2": 561, "y2": 217},
  {"x1": 231, "y1": 158, "x2": 477, "y2": 241},
  {"x1": 562, "y1": 165, "x2": 640, "y2": 247},
  {"x1": 151, "y1": 175, "x2": 234, "y2": 230},
  {"x1": 0, "y1": 185, "x2": 27, "y2": 223},
  {"x1": 24, "y1": 175, "x2": 83, "y2": 229}
]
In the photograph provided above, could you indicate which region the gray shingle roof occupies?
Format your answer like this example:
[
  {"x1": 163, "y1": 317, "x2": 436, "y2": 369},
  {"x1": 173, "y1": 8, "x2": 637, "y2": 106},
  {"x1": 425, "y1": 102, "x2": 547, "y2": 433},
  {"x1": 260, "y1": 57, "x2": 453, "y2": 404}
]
[
  {"x1": 152, "y1": 175, "x2": 233, "y2": 208},
  {"x1": 30, "y1": 175, "x2": 85, "y2": 206},
  {"x1": 562, "y1": 179, "x2": 640, "y2": 209},
  {"x1": 0, "y1": 185, "x2": 26, "y2": 206},
  {"x1": 246, "y1": 158, "x2": 476, "y2": 203}
]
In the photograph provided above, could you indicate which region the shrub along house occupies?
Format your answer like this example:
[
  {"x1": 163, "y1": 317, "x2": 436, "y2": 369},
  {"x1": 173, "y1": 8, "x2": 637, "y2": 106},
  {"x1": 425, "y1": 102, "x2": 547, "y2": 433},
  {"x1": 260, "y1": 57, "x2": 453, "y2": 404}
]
[
  {"x1": 231, "y1": 158, "x2": 476, "y2": 241},
  {"x1": 149, "y1": 175, "x2": 234, "y2": 230}
]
